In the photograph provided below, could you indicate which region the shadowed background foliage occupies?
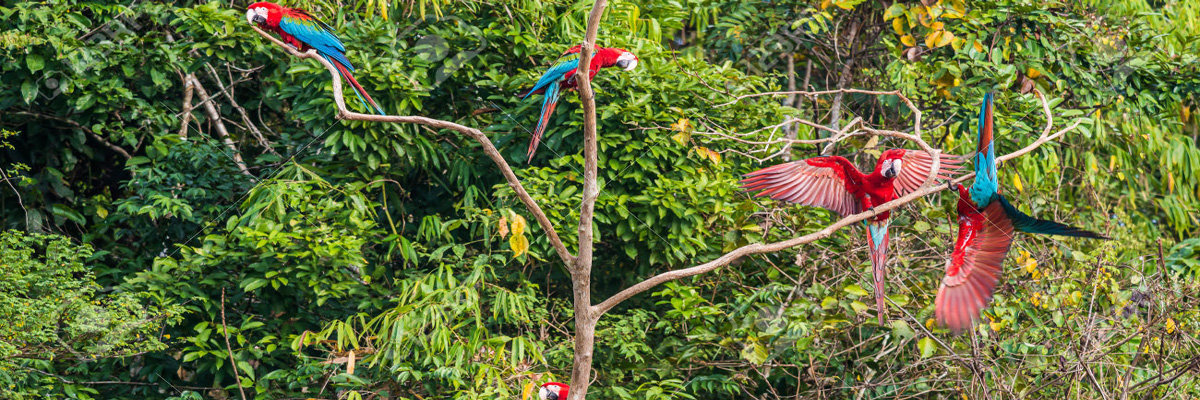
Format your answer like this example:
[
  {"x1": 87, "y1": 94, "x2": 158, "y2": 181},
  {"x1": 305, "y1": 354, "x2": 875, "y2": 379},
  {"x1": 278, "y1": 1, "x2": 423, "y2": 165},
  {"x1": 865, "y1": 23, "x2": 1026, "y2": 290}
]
[{"x1": 1, "y1": 0, "x2": 1198, "y2": 398}]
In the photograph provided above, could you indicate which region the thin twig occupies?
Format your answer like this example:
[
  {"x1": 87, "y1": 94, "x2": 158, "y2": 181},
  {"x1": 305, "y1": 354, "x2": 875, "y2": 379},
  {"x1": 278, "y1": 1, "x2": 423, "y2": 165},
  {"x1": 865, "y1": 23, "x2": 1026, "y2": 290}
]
[{"x1": 220, "y1": 288, "x2": 248, "y2": 400}]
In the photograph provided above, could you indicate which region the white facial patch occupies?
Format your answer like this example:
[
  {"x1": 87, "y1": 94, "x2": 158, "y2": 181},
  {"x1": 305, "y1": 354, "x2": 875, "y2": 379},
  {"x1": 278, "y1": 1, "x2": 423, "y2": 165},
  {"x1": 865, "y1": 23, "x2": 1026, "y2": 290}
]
[
  {"x1": 891, "y1": 159, "x2": 902, "y2": 174},
  {"x1": 246, "y1": 7, "x2": 269, "y2": 24},
  {"x1": 617, "y1": 52, "x2": 639, "y2": 71}
]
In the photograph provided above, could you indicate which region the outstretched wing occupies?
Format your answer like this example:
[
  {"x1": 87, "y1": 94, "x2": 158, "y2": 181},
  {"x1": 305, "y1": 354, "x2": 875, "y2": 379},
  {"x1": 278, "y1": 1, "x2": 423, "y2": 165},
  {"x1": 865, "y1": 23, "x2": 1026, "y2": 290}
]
[
  {"x1": 892, "y1": 150, "x2": 964, "y2": 196},
  {"x1": 740, "y1": 157, "x2": 861, "y2": 217},
  {"x1": 935, "y1": 200, "x2": 1015, "y2": 334}
]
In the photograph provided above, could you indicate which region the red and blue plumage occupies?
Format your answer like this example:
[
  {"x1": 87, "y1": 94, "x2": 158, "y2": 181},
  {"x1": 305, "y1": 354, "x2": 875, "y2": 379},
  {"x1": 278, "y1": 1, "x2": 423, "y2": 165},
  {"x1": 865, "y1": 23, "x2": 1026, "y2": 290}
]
[
  {"x1": 519, "y1": 45, "x2": 639, "y2": 162},
  {"x1": 741, "y1": 149, "x2": 963, "y2": 324},
  {"x1": 936, "y1": 93, "x2": 1106, "y2": 334},
  {"x1": 247, "y1": 2, "x2": 385, "y2": 115}
]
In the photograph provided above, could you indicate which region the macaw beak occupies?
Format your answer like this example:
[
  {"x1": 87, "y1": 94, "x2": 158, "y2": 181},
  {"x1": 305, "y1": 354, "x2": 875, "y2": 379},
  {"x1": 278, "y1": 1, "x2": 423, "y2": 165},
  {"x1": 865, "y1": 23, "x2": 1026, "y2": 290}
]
[
  {"x1": 881, "y1": 165, "x2": 897, "y2": 178},
  {"x1": 615, "y1": 53, "x2": 639, "y2": 71},
  {"x1": 246, "y1": 9, "x2": 265, "y2": 24},
  {"x1": 540, "y1": 387, "x2": 558, "y2": 400}
]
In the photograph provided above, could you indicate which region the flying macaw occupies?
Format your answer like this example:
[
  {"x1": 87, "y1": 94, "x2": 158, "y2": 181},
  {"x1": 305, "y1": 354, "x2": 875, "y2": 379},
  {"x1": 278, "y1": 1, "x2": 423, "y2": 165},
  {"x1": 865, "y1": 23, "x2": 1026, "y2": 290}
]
[
  {"x1": 533, "y1": 382, "x2": 568, "y2": 400},
  {"x1": 519, "y1": 45, "x2": 639, "y2": 162},
  {"x1": 246, "y1": 2, "x2": 386, "y2": 115},
  {"x1": 936, "y1": 93, "x2": 1108, "y2": 333},
  {"x1": 741, "y1": 148, "x2": 963, "y2": 324}
]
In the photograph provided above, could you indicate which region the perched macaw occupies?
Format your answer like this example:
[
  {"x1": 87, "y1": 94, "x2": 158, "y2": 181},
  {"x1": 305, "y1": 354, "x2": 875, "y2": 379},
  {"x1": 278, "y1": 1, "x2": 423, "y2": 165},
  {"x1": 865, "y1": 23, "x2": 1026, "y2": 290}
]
[
  {"x1": 519, "y1": 45, "x2": 639, "y2": 162},
  {"x1": 535, "y1": 382, "x2": 569, "y2": 400},
  {"x1": 936, "y1": 93, "x2": 1108, "y2": 333},
  {"x1": 246, "y1": 2, "x2": 385, "y2": 115},
  {"x1": 741, "y1": 149, "x2": 963, "y2": 324}
]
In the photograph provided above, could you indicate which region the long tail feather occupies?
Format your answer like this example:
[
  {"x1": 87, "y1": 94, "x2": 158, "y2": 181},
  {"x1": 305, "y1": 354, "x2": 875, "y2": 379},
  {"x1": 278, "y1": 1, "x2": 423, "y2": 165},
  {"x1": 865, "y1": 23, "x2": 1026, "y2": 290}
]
[
  {"x1": 866, "y1": 221, "x2": 891, "y2": 325},
  {"x1": 327, "y1": 55, "x2": 385, "y2": 116},
  {"x1": 969, "y1": 92, "x2": 998, "y2": 207},
  {"x1": 528, "y1": 81, "x2": 560, "y2": 162},
  {"x1": 997, "y1": 195, "x2": 1108, "y2": 239}
]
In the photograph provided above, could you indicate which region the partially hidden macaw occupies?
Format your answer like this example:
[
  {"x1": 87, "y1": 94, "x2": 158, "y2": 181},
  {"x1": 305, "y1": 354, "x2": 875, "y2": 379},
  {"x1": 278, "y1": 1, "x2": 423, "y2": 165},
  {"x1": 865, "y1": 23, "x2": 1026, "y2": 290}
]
[
  {"x1": 534, "y1": 382, "x2": 568, "y2": 400},
  {"x1": 741, "y1": 148, "x2": 963, "y2": 324},
  {"x1": 519, "y1": 45, "x2": 639, "y2": 162},
  {"x1": 936, "y1": 93, "x2": 1108, "y2": 333},
  {"x1": 246, "y1": 2, "x2": 385, "y2": 115}
]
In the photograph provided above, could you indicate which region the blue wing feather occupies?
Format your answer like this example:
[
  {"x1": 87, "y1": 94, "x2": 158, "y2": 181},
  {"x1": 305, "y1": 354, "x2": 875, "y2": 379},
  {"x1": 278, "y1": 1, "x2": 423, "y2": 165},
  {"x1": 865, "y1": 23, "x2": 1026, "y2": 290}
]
[
  {"x1": 280, "y1": 15, "x2": 354, "y2": 71},
  {"x1": 523, "y1": 55, "x2": 580, "y2": 100}
]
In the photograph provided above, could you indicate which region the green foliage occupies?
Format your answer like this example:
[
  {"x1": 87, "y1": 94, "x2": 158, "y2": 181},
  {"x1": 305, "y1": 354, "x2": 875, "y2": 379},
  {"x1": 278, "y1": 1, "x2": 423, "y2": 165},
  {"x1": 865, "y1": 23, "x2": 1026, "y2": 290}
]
[
  {"x1": 0, "y1": 230, "x2": 181, "y2": 399},
  {"x1": 1, "y1": 0, "x2": 1197, "y2": 398}
]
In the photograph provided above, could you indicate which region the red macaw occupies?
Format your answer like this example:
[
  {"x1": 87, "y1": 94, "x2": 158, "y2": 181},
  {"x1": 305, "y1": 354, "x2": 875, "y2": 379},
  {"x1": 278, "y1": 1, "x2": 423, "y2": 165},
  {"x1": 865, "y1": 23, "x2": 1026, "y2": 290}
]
[
  {"x1": 246, "y1": 2, "x2": 385, "y2": 115},
  {"x1": 741, "y1": 149, "x2": 962, "y2": 324},
  {"x1": 936, "y1": 93, "x2": 1107, "y2": 333},
  {"x1": 519, "y1": 45, "x2": 639, "y2": 162},
  {"x1": 536, "y1": 382, "x2": 569, "y2": 400}
]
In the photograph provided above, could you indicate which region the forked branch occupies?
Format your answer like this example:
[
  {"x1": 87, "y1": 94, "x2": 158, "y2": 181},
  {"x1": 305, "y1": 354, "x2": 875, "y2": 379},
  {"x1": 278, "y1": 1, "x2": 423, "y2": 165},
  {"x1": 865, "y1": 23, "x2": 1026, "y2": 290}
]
[{"x1": 250, "y1": 26, "x2": 576, "y2": 266}]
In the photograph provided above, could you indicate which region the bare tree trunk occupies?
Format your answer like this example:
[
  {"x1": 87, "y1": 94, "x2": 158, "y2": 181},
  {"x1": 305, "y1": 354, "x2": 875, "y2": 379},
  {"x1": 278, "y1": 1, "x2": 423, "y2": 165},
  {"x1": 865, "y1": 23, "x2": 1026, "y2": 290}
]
[{"x1": 567, "y1": 0, "x2": 609, "y2": 398}]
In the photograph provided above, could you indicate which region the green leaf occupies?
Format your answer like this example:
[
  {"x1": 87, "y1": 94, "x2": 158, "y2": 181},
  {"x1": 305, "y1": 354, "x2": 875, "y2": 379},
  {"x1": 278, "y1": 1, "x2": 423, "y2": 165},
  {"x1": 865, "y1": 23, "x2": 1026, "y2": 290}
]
[
  {"x1": 26, "y1": 54, "x2": 44, "y2": 73},
  {"x1": 918, "y1": 337, "x2": 936, "y2": 358},
  {"x1": 20, "y1": 79, "x2": 37, "y2": 104},
  {"x1": 844, "y1": 284, "x2": 869, "y2": 297},
  {"x1": 891, "y1": 320, "x2": 915, "y2": 339}
]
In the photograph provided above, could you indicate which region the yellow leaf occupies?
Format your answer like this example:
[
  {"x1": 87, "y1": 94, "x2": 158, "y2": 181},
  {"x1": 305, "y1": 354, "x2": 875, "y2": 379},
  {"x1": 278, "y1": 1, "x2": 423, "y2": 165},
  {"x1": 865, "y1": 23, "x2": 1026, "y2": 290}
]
[
  {"x1": 670, "y1": 118, "x2": 692, "y2": 132},
  {"x1": 834, "y1": 0, "x2": 855, "y2": 10},
  {"x1": 1118, "y1": 172, "x2": 1126, "y2": 181},
  {"x1": 900, "y1": 34, "x2": 916, "y2": 46},
  {"x1": 498, "y1": 215, "x2": 510, "y2": 239},
  {"x1": 671, "y1": 131, "x2": 690, "y2": 145},
  {"x1": 973, "y1": 40, "x2": 984, "y2": 52},
  {"x1": 925, "y1": 318, "x2": 936, "y2": 330},
  {"x1": 1169, "y1": 171, "x2": 1175, "y2": 194},
  {"x1": 1166, "y1": 318, "x2": 1177, "y2": 334},
  {"x1": 522, "y1": 381, "x2": 535, "y2": 400},
  {"x1": 930, "y1": 21, "x2": 944, "y2": 30},
  {"x1": 1012, "y1": 174, "x2": 1024, "y2": 192},
  {"x1": 892, "y1": 17, "x2": 906, "y2": 35},
  {"x1": 1109, "y1": 155, "x2": 1117, "y2": 170},
  {"x1": 925, "y1": 31, "x2": 941, "y2": 48},
  {"x1": 509, "y1": 233, "x2": 529, "y2": 257},
  {"x1": 96, "y1": 207, "x2": 108, "y2": 219},
  {"x1": 1026, "y1": 67, "x2": 1042, "y2": 79},
  {"x1": 820, "y1": 0, "x2": 832, "y2": 10},
  {"x1": 509, "y1": 211, "x2": 528, "y2": 236},
  {"x1": 935, "y1": 30, "x2": 956, "y2": 47}
]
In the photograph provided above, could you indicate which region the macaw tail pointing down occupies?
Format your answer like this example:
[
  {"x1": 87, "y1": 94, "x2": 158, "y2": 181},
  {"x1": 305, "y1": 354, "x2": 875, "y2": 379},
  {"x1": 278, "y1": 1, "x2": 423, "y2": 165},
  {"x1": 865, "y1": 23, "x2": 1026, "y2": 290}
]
[
  {"x1": 866, "y1": 221, "x2": 890, "y2": 324},
  {"x1": 527, "y1": 81, "x2": 561, "y2": 162},
  {"x1": 246, "y1": 2, "x2": 386, "y2": 116},
  {"x1": 324, "y1": 55, "x2": 385, "y2": 116}
]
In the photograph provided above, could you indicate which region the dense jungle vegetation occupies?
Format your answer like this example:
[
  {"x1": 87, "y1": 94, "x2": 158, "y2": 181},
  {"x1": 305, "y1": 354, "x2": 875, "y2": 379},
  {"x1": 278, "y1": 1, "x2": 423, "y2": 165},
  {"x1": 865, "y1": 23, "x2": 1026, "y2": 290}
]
[{"x1": 2, "y1": 0, "x2": 1199, "y2": 398}]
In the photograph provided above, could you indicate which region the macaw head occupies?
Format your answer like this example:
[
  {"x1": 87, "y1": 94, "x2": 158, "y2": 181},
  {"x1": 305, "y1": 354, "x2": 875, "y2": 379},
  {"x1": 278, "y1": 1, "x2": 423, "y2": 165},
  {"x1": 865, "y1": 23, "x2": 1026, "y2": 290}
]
[
  {"x1": 614, "y1": 50, "x2": 639, "y2": 71},
  {"x1": 596, "y1": 47, "x2": 639, "y2": 71},
  {"x1": 537, "y1": 382, "x2": 569, "y2": 400},
  {"x1": 877, "y1": 149, "x2": 907, "y2": 179},
  {"x1": 246, "y1": 2, "x2": 283, "y2": 27}
]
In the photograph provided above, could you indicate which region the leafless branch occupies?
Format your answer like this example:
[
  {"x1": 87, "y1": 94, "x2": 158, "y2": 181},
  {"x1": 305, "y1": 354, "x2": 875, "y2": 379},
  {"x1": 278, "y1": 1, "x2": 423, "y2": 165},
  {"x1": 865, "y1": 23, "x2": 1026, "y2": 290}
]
[{"x1": 188, "y1": 74, "x2": 251, "y2": 176}]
